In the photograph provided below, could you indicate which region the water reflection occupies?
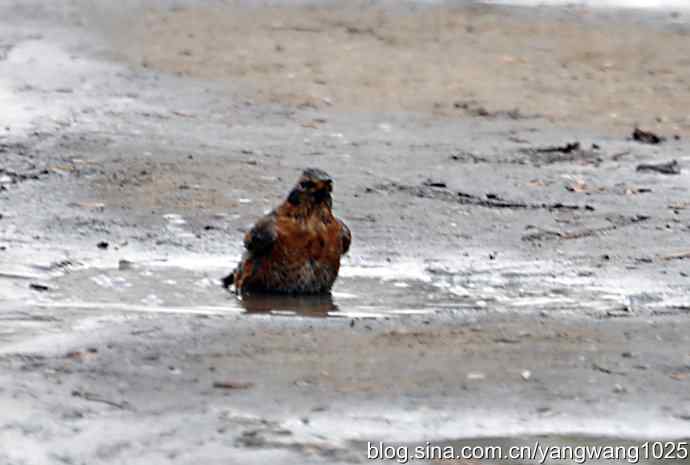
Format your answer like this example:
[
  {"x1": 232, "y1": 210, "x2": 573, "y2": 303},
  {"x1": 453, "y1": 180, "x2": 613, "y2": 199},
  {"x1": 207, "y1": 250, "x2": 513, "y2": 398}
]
[{"x1": 237, "y1": 292, "x2": 338, "y2": 317}]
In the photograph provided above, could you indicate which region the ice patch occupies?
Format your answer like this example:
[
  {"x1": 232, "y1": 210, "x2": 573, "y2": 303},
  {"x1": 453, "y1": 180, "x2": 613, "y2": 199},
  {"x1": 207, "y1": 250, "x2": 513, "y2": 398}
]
[
  {"x1": 339, "y1": 261, "x2": 431, "y2": 282},
  {"x1": 141, "y1": 294, "x2": 163, "y2": 306},
  {"x1": 163, "y1": 213, "x2": 187, "y2": 225}
]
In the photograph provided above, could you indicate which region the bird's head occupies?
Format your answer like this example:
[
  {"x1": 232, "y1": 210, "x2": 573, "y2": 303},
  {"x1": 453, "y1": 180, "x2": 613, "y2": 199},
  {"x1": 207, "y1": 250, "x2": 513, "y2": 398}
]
[{"x1": 287, "y1": 168, "x2": 333, "y2": 210}]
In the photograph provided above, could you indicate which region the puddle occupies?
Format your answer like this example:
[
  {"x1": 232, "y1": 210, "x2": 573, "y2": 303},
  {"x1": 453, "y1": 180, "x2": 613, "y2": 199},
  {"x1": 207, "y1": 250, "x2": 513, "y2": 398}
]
[
  {"x1": 26, "y1": 301, "x2": 236, "y2": 316},
  {"x1": 239, "y1": 293, "x2": 338, "y2": 317},
  {"x1": 16, "y1": 264, "x2": 448, "y2": 319},
  {"x1": 2, "y1": 245, "x2": 688, "y2": 325}
]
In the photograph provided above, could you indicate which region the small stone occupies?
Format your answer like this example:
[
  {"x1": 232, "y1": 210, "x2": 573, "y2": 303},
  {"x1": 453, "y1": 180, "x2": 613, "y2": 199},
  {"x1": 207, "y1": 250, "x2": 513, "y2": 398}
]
[
  {"x1": 118, "y1": 259, "x2": 134, "y2": 270},
  {"x1": 212, "y1": 381, "x2": 255, "y2": 390},
  {"x1": 29, "y1": 283, "x2": 51, "y2": 292}
]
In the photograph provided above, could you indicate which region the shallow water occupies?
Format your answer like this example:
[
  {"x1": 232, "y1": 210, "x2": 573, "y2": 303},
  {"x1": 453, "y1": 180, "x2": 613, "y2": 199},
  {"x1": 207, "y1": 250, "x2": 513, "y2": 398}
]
[{"x1": 4, "y1": 246, "x2": 686, "y2": 322}]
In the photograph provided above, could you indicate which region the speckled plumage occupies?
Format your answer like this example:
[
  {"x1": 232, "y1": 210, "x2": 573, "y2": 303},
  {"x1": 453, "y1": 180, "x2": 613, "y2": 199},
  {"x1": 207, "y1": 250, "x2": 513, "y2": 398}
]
[{"x1": 223, "y1": 169, "x2": 351, "y2": 295}]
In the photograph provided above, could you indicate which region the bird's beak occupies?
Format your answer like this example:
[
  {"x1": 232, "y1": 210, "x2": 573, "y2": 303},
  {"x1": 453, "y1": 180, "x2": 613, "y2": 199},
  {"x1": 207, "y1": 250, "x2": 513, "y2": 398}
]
[
  {"x1": 313, "y1": 180, "x2": 332, "y2": 202},
  {"x1": 287, "y1": 188, "x2": 302, "y2": 205}
]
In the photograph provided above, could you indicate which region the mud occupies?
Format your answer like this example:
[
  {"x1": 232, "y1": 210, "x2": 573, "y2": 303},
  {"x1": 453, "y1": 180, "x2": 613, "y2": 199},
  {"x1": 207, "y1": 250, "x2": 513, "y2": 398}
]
[{"x1": 1, "y1": 0, "x2": 690, "y2": 464}]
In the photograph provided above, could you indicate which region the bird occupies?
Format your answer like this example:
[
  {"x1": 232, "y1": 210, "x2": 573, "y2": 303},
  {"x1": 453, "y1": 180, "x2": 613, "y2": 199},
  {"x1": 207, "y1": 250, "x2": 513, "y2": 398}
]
[{"x1": 223, "y1": 168, "x2": 351, "y2": 295}]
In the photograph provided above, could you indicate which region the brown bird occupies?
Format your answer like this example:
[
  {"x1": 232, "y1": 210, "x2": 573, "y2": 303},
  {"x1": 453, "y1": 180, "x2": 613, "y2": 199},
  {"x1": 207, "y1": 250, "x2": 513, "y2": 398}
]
[{"x1": 223, "y1": 168, "x2": 351, "y2": 295}]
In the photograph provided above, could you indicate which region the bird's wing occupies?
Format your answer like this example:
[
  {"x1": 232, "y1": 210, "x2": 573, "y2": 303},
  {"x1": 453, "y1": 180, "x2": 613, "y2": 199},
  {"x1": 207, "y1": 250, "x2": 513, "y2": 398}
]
[
  {"x1": 337, "y1": 218, "x2": 351, "y2": 255},
  {"x1": 244, "y1": 212, "x2": 277, "y2": 254}
]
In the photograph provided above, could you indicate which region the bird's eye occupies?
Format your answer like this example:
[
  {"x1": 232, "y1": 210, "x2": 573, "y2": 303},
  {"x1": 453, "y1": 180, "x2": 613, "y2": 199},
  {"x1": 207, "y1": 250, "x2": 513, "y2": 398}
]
[{"x1": 300, "y1": 180, "x2": 316, "y2": 189}]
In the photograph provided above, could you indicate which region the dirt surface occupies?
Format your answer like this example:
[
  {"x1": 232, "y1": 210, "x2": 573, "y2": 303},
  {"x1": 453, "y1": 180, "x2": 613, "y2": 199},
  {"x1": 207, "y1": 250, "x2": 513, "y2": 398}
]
[
  {"x1": 1, "y1": 1, "x2": 690, "y2": 464},
  {"x1": 127, "y1": 2, "x2": 690, "y2": 136}
]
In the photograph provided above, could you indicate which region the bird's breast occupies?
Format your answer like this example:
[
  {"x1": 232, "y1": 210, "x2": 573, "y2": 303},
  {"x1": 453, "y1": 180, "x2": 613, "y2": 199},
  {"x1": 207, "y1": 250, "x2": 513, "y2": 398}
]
[{"x1": 274, "y1": 214, "x2": 341, "y2": 262}]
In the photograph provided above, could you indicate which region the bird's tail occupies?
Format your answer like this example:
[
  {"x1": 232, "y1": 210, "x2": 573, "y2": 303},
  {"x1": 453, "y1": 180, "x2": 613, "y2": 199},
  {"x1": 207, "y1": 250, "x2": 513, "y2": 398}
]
[{"x1": 221, "y1": 271, "x2": 234, "y2": 289}]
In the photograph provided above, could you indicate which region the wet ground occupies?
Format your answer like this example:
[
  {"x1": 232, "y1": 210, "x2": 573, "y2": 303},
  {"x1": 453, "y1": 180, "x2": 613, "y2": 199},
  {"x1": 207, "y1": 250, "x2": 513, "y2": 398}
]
[{"x1": 1, "y1": 0, "x2": 690, "y2": 464}]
